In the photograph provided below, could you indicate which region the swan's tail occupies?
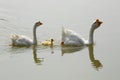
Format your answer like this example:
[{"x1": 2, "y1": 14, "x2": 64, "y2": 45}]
[
  {"x1": 10, "y1": 34, "x2": 19, "y2": 41},
  {"x1": 10, "y1": 34, "x2": 19, "y2": 46}
]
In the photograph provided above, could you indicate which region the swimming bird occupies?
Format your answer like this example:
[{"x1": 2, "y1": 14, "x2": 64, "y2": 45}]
[
  {"x1": 61, "y1": 19, "x2": 103, "y2": 46},
  {"x1": 10, "y1": 21, "x2": 43, "y2": 47},
  {"x1": 41, "y1": 39, "x2": 54, "y2": 46}
]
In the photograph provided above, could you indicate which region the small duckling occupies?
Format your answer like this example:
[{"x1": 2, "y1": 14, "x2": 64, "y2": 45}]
[{"x1": 41, "y1": 39, "x2": 54, "y2": 46}]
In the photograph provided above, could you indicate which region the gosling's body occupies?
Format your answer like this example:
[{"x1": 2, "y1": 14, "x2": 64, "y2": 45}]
[{"x1": 42, "y1": 39, "x2": 54, "y2": 46}]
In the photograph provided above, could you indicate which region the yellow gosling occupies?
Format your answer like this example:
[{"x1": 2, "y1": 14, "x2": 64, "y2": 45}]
[{"x1": 42, "y1": 39, "x2": 54, "y2": 46}]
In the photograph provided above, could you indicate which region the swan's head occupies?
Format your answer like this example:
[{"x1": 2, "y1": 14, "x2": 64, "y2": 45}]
[
  {"x1": 61, "y1": 42, "x2": 64, "y2": 46},
  {"x1": 34, "y1": 21, "x2": 43, "y2": 27},
  {"x1": 91, "y1": 19, "x2": 103, "y2": 30}
]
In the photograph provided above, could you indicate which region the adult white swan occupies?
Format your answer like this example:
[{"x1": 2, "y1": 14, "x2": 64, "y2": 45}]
[
  {"x1": 61, "y1": 19, "x2": 103, "y2": 46},
  {"x1": 10, "y1": 21, "x2": 43, "y2": 47}
]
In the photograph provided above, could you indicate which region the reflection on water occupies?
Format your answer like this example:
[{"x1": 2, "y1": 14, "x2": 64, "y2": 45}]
[
  {"x1": 9, "y1": 46, "x2": 29, "y2": 54},
  {"x1": 9, "y1": 43, "x2": 103, "y2": 70},
  {"x1": 32, "y1": 45, "x2": 44, "y2": 65},
  {"x1": 49, "y1": 45, "x2": 54, "y2": 54},
  {"x1": 60, "y1": 45, "x2": 103, "y2": 71},
  {"x1": 0, "y1": 18, "x2": 8, "y2": 22},
  {"x1": 61, "y1": 46, "x2": 85, "y2": 56},
  {"x1": 88, "y1": 44, "x2": 103, "y2": 71}
]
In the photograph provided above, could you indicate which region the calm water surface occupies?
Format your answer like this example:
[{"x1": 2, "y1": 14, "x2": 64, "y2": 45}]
[{"x1": 0, "y1": 0, "x2": 120, "y2": 80}]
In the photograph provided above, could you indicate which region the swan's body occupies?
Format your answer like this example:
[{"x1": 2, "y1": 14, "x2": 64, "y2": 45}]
[
  {"x1": 61, "y1": 19, "x2": 103, "y2": 46},
  {"x1": 10, "y1": 34, "x2": 33, "y2": 46},
  {"x1": 61, "y1": 28, "x2": 86, "y2": 46},
  {"x1": 10, "y1": 21, "x2": 43, "y2": 47},
  {"x1": 42, "y1": 39, "x2": 54, "y2": 46}
]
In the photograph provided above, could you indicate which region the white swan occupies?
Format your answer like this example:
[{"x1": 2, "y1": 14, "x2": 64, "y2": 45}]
[
  {"x1": 10, "y1": 21, "x2": 43, "y2": 47},
  {"x1": 61, "y1": 19, "x2": 103, "y2": 46}
]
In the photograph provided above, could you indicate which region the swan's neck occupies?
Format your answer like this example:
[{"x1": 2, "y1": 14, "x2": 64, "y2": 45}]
[
  {"x1": 89, "y1": 27, "x2": 95, "y2": 44},
  {"x1": 33, "y1": 26, "x2": 37, "y2": 45}
]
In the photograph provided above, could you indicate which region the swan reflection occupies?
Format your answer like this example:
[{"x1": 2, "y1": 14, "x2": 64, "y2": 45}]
[
  {"x1": 88, "y1": 44, "x2": 103, "y2": 70},
  {"x1": 61, "y1": 44, "x2": 103, "y2": 70},
  {"x1": 32, "y1": 45, "x2": 44, "y2": 65},
  {"x1": 61, "y1": 46, "x2": 85, "y2": 56}
]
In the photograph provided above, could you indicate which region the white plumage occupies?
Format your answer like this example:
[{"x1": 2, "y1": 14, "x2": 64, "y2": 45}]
[
  {"x1": 10, "y1": 34, "x2": 33, "y2": 46},
  {"x1": 61, "y1": 27, "x2": 85, "y2": 46},
  {"x1": 61, "y1": 19, "x2": 103, "y2": 47},
  {"x1": 10, "y1": 21, "x2": 43, "y2": 47}
]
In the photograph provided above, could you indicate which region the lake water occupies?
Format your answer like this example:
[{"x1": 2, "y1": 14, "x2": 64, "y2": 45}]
[{"x1": 0, "y1": 0, "x2": 120, "y2": 80}]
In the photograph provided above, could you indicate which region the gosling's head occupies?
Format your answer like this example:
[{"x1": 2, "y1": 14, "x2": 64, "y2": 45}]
[{"x1": 51, "y1": 39, "x2": 54, "y2": 42}]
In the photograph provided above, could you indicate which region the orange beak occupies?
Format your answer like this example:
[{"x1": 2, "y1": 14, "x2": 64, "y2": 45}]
[
  {"x1": 38, "y1": 21, "x2": 43, "y2": 25},
  {"x1": 96, "y1": 19, "x2": 103, "y2": 26}
]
